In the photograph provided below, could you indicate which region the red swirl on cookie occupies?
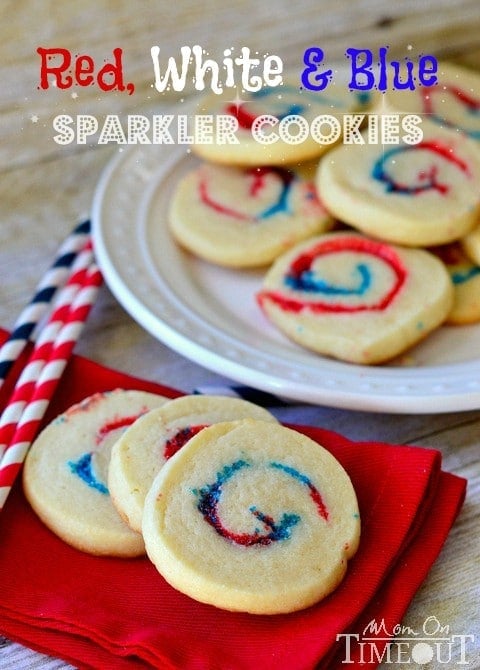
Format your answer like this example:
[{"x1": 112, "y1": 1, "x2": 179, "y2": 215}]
[
  {"x1": 257, "y1": 236, "x2": 407, "y2": 314},
  {"x1": 198, "y1": 166, "x2": 307, "y2": 222},
  {"x1": 420, "y1": 85, "x2": 480, "y2": 139}
]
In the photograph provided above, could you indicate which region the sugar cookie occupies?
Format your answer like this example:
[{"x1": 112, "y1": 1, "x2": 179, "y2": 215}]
[
  {"x1": 378, "y1": 61, "x2": 480, "y2": 141},
  {"x1": 257, "y1": 232, "x2": 454, "y2": 365},
  {"x1": 23, "y1": 389, "x2": 168, "y2": 556},
  {"x1": 431, "y1": 243, "x2": 480, "y2": 324},
  {"x1": 169, "y1": 162, "x2": 333, "y2": 267},
  {"x1": 191, "y1": 78, "x2": 366, "y2": 166},
  {"x1": 108, "y1": 394, "x2": 278, "y2": 532},
  {"x1": 461, "y1": 224, "x2": 480, "y2": 265},
  {"x1": 316, "y1": 123, "x2": 480, "y2": 246},
  {"x1": 142, "y1": 419, "x2": 360, "y2": 614}
]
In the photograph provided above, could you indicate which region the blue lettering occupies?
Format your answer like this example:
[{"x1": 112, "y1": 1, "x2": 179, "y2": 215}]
[
  {"x1": 418, "y1": 56, "x2": 438, "y2": 86},
  {"x1": 346, "y1": 47, "x2": 438, "y2": 92},
  {"x1": 301, "y1": 47, "x2": 332, "y2": 91},
  {"x1": 346, "y1": 48, "x2": 375, "y2": 91}
]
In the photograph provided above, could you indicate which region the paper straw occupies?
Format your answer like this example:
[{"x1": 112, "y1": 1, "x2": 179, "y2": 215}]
[
  {"x1": 193, "y1": 384, "x2": 288, "y2": 407},
  {"x1": 0, "y1": 243, "x2": 95, "y2": 459},
  {"x1": 0, "y1": 220, "x2": 91, "y2": 389},
  {"x1": 0, "y1": 263, "x2": 102, "y2": 510}
]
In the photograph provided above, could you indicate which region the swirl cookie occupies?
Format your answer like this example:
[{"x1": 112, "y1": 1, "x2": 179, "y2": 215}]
[
  {"x1": 461, "y1": 224, "x2": 480, "y2": 265},
  {"x1": 23, "y1": 389, "x2": 168, "y2": 556},
  {"x1": 169, "y1": 162, "x2": 332, "y2": 267},
  {"x1": 377, "y1": 61, "x2": 480, "y2": 141},
  {"x1": 108, "y1": 394, "x2": 278, "y2": 533},
  {"x1": 256, "y1": 232, "x2": 454, "y2": 365},
  {"x1": 142, "y1": 419, "x2": 360, "y2": 614},
  {"x1": 192, "y1": 78, "x2": 365, "y2": 166},
  {"x1": 431, "y1": 243, "x2": 480, "y2": 324},
  {"x1": 316, "y1": 123, "x2": 480, "y2": 246}
]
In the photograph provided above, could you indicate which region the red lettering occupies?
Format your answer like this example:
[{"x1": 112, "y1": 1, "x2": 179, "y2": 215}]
[
  {"x1": 37, "y1": 47, "x2": 135, "y2": 95},
  {"x1": 37, "y1": 47, "x2": 73, "y2": 89},
  {"x1": 97, "y1": 47, "x2": 126, "y2": 92},
  {"x1": 75, "y1": 55, "x2": 95, "y2": 86}
]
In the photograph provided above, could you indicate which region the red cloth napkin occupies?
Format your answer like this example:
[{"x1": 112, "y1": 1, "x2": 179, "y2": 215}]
[{"x1": 0, "y1": 334, "x2": 466, "y2": 670}]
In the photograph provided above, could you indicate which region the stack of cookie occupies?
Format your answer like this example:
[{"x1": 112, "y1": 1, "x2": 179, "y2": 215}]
[
  {"x1": 23, "y1": 389, "x2": 361, "y2": 614},
  {"x1": 169, "y1": 63, "x2": 480, "y2": 365}
]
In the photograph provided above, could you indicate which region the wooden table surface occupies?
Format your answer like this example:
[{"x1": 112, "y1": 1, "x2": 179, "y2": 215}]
[{"x1": 1, "y1": 2, "x2": 479, "y2": 668}]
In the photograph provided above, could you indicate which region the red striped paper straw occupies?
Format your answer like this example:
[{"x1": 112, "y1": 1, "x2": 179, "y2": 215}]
[
  {"x1": 0, "y1": 220, "x2": 91, "y2": 388},
  {"x1": 0, "y1": 244, "x2": 95, "y2": 460},
  {"x1": 0, "y1": 263, "x2": 102, "y2": 510}
]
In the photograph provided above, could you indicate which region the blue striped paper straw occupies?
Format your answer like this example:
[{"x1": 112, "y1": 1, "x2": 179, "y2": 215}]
[
  {"x1": 193, "y1": 384, "x2": 288, "y2": 407},
  {"x1": 0, "y1": 220, "x2": 91, "y2": 389}
]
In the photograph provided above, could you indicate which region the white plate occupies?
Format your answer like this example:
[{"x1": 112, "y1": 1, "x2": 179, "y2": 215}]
[{"x1": 91, "y1": 143, "x2": 480, "y2": 413}]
